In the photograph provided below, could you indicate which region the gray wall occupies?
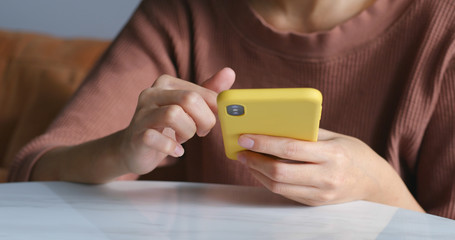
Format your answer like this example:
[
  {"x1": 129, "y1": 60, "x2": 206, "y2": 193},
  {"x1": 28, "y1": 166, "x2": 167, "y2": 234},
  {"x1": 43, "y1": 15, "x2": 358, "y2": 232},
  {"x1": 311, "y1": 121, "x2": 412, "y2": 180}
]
[{"x1": 0, "y1": 0, "x2": 141, "y2": 39}]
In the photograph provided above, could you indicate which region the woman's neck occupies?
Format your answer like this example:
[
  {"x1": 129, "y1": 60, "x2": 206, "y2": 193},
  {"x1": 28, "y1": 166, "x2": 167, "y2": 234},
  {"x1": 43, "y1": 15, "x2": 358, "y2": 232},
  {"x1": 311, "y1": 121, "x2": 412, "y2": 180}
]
[{"x1": 247, "y1": 0, "x2": 376, "y2": 33}]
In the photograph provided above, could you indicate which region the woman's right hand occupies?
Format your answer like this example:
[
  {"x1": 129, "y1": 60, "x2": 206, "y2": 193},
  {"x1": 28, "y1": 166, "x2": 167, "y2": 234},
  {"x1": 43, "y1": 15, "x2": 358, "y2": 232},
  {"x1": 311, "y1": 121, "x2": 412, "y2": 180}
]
[{"x1": 117, "y1": 68, "x2": 236, "y2": 175}]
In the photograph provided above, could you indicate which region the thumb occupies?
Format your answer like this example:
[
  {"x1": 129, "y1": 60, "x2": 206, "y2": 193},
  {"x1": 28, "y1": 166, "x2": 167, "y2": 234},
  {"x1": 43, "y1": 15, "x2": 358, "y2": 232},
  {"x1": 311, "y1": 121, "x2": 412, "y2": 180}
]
[{"x1": 201, "y1": 67, "x2": 236, "y2": 93}]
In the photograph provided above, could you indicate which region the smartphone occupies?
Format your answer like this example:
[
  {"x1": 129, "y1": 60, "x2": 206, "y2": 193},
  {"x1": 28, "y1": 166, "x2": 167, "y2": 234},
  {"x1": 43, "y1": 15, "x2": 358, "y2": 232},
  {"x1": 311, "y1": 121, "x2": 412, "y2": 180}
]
[{"x1": 217, "y1": 88, "x2": 322, "y2": 160}]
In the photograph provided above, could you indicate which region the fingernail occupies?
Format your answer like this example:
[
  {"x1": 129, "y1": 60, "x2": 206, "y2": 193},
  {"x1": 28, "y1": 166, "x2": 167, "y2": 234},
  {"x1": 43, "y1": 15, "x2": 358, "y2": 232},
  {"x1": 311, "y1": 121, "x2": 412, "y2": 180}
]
[
  {"x1": 238, "y1": 136, "x2": 254, "y2": 149},
  {"x1": 174, "y1": 145, "x2": 185, "y2": 157},
  {"x1": 199, "y1": 129, "x2": 210, "y2": 137}
]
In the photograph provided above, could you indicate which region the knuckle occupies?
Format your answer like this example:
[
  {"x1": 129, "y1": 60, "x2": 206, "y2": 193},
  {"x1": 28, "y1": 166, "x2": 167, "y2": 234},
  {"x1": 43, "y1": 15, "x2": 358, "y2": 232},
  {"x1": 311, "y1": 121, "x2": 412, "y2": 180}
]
[
  {"x1": 331, "y1": 140, "x2": 348, "y2": 157},
  {"x1": 268, "y1": 181, "x2": 286, "y2": 195},
  {"x1": 334, "y1": 147, "x2": 348, "y2": 162},
  {"x1": 269, "y1": 164, "x2": 287, "y2": 182},
  {"x1": 141, "y1": 129, "x2": 156, "y2": 147},
  {"x1": 137, "y1": 88, "x2": 154, "y2": 106},
  {"x1": 322, "y1": 175, "x2": 342, "y2": 190},
  {"x1": 324, "y1": 141, "x2": 349, "y2": 165},
  {"x1": 316, "y1": 191, "x2": 335, "y2": 203},
  {"x1": 282, "y1": 141, "x2": 299, "y2": 159},
  {"x1": 180, "y1": 91, "x2": 201, "y2": 106},
  {"x1": 163, "y1": 105, "x2": 182, "y2": 123},
  {"x1": 154, "y1": 74, "x2": 173, "y2": 88}
]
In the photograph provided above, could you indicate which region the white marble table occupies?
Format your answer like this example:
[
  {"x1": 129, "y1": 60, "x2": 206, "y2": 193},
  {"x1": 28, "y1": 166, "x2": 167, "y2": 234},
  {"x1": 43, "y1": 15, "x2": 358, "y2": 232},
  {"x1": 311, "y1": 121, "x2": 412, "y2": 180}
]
[{"x1": 1, "y1": 181, "x2": 454, "y2": 239}]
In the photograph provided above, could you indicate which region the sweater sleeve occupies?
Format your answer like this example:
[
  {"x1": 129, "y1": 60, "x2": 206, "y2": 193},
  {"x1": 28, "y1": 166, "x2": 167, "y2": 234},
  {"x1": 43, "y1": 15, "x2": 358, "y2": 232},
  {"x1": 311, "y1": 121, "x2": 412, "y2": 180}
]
[
  {"x1": 416, "y1": 59, "x2": 455, "y2": 219},
  {"x1": 7, "y1": 0, "x2": 190, "y2": 182}
]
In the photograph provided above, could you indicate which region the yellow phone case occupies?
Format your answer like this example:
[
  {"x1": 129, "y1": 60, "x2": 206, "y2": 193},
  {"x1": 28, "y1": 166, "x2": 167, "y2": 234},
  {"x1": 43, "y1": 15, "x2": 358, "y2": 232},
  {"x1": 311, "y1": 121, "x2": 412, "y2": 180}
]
[{"x1": 217, "y1": 88, "x2": 322, "y2": 160}]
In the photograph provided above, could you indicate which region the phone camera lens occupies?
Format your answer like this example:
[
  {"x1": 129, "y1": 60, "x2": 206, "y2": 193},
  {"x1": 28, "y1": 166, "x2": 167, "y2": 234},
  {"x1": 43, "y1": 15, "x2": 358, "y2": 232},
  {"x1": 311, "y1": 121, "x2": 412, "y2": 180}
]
[{"x1": 227, "y1": 105, "x2": 245, "y2": 116}]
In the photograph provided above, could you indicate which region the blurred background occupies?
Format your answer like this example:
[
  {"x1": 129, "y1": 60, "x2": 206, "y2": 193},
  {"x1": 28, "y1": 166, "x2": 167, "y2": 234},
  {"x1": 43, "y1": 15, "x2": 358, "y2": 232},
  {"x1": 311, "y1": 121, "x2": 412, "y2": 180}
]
[
  {"x1": 0, "y1": 0, "x2": 141, "y2": 181},
  {"x1": 0, "y1": 0, "x2": 141, "y2": 39}
]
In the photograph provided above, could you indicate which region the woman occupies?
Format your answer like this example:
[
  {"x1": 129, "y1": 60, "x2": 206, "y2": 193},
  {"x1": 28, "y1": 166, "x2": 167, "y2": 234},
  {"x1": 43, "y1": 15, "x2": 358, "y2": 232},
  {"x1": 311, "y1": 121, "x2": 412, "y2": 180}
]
[{"x1": 9, "y1": 0, "x2": 455, "y2": 219}]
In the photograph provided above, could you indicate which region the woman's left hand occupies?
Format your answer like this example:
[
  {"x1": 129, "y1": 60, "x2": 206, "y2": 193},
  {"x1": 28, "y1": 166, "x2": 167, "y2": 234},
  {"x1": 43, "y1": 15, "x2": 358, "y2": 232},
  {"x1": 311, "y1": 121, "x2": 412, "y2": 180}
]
[{"x1": 237, "y1": 128, "x2": 424, "y2": 211}]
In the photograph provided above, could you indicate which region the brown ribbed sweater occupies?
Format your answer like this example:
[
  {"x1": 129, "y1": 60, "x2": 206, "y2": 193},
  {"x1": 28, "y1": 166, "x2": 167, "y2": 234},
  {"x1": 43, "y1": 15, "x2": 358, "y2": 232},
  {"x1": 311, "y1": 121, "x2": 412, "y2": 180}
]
[{"x1": 8, "y1": 0, "x2": 455, "y2": 219}]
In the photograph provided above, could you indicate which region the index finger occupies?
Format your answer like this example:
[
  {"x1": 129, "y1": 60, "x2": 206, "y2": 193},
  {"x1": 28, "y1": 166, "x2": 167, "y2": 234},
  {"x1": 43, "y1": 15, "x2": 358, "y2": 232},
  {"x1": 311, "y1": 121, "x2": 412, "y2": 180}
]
[
  {"x1": 153, "y1": 68, "x2": 235, "y2": 113},
  {"x1": 152, "y1": 75, "x2": 218, "y2": 113},
  {"x1": 238, "y1": 134, "x2": 329, "y2": 163}
]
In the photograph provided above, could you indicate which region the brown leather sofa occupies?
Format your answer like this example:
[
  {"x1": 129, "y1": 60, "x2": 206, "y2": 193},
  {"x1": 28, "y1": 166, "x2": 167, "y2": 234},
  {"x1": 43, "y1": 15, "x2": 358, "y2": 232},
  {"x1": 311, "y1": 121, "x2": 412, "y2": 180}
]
[{"x1": 0, "y1": 30, "x2": 109, "y2": 182}]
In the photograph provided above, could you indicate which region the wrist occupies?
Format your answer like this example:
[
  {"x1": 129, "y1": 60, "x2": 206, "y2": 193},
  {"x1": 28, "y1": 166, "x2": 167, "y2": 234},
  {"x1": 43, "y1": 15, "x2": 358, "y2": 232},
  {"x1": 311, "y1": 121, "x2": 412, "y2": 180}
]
[
  {"x1": 367, "y1": 157, "x2": 424, "y2": 212},
  {"x1": 61, "y1": 132, "x2": 132, "y2": 184},
  {"x1": 110, "y1": 129, "x2": 133, "y2": 176}
]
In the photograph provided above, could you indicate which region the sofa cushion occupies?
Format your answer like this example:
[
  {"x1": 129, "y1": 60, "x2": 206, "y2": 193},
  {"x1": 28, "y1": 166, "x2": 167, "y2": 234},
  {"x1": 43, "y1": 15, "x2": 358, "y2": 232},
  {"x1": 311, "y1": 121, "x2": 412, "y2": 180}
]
[{"x1": 0, "y1": 30, "x2": 109, "y2": 181}]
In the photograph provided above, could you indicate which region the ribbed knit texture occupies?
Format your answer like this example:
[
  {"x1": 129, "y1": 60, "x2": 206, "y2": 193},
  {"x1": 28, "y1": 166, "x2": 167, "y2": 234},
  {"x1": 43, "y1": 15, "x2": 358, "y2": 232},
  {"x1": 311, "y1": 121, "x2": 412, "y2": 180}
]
[{"x1": 8, "y1": 0, "x2": 455, "y2": 219}]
